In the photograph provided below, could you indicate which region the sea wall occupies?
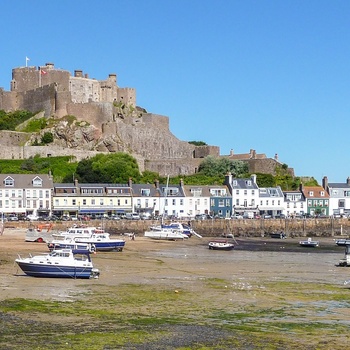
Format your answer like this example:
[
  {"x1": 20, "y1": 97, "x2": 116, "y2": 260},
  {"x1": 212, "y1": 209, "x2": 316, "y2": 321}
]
[{"x1": 9, "y1": 218, "x2": 350, "y2": 238}]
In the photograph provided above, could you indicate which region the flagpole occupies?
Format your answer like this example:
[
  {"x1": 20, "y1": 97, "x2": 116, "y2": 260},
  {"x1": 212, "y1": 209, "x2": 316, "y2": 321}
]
[{"x1": 39, "y1": 67, "x2": 41, "y2": 87}]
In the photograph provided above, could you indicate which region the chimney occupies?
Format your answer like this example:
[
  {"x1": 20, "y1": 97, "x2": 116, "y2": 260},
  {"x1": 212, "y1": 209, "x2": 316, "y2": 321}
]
[
  {"x1": 322, "y1": 176, "x2": 328, "y2": 190},
  {"x1": 347, "y1": 177, "x2": 350, "y2": 185},
  {"x1": 179, "y1": 178, "x2": 184, "y2": 187},
  {"x1": 224, "y1": 172, "x2": 232, "y2": 186},
  {"x1": 128, "y1": 178, "x2": 133, "y2": 187},
  {"x1": 251, "y1": 174, "x2": 257, "y2": 184},
  {"x1": 155, "y1": 180, "x2": 160, "y2": 189}
]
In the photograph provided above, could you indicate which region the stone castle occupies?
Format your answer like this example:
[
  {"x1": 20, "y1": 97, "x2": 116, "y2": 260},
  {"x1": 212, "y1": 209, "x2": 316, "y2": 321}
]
[{"x1": 0, "y1": 62, "x2": 291, "y2": 177}]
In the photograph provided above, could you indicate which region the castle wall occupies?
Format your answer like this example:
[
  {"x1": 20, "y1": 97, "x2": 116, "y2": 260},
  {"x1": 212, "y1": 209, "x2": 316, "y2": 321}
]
[
  {"x1": 11, "y1": 67, "x2": 37, "y2": 92},
  {"x1": 145, "y1": 158, "x2": 203, "y2": 176},
  {"x1": 246, "y1": 158, "x2": 294, "y2": 176},
  {"x1": 70, "y1": 76, "x2": 101, "y2": 103},
  {"x1": 194, "y1": 145, "x2": 220, "y2": 158},
  {"x1": 142, "y1": 113, "x2": 170, "y2": 130},
  {"x1": 67, "y1": 102, "x2": 113, "y2": 128},
  {"x1": 0, "y1": 90, "x2": 17, "y2": 111},
  {"x1": 21, "y1": 84, "x2": 56, "y2": 116},
  {"x1": 118, "y1": 88, "x2": 136, "y2": 108}
]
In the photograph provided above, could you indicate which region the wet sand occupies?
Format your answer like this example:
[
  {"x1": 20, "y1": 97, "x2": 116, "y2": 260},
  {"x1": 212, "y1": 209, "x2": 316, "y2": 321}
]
[{"x1": 0, "y1": 228, "x2": 349, "y2": 301}]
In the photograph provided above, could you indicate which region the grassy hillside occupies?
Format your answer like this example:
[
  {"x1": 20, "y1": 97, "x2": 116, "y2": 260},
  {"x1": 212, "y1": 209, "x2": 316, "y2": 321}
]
[{"x1": 0, "y1": 156, "x2": 77, "y2": 183}]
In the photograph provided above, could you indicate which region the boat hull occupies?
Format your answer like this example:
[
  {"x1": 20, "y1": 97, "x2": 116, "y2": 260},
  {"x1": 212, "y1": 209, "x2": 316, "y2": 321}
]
[
  {"x1": 208, "y1": 240, "x2": 234, "y2": 250},
  {"x1": 75, "y1": 239, "x2": 125, "y2": 251},
  {"x1": 16, "y1": 261, "x2": 93, "y2": 279},
  {"x1": 144, "y1": 231, "x2": 188, "y2": 240}
]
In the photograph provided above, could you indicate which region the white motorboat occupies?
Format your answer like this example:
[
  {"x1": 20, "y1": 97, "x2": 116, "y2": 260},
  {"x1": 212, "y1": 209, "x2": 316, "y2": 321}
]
[
  {"x1": 15, "y1": 249, "x2": 100, "y2": 279},
  {"x1": 144, "y1": 228, "x2": 189, "y2": 240},
  {"x1": 208, "y1": 239, "x2": 234, "y2": 251},
  {"x1": 149, "y1": 222, "x2": 202, "y2": 238},
  {"x1": 299, "y1": 237, "x2": 319, "y2": 247}
]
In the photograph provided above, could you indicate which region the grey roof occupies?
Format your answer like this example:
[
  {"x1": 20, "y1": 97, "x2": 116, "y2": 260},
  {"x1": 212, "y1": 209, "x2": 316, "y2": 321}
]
[
  {"x1": 0, "y1": 174, "x2": 53, "y2": 188},
  {"x1": 131, "y1": 183, "x2": 159, "y2": 197},
  {"x1": 259, "y1": 187, "x2": 284, "y2": 198},
  {"x1": 230, "y1": 178, "x2": 259, "y2": 190}
]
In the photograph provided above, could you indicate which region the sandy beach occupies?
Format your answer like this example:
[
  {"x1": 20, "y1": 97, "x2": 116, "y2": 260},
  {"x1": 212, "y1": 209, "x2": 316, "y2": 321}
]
[{"x1": 1, "y1": 228, "x2": 350, "y2": 349}]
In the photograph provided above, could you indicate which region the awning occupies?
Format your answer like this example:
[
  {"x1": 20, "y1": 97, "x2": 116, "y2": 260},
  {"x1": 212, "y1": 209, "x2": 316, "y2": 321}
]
[{"x1": 79, "y1": 209, "x2": 106, "y2": 213}]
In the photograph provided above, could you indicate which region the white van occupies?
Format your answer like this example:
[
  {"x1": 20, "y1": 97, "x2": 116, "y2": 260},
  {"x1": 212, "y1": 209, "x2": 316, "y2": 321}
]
[
  {"x1": 125, "y1": 213, "x2": 141, "y2": 220},
  {"x1": 243, "y1": 212, "x2": 254, "y2": 219}
]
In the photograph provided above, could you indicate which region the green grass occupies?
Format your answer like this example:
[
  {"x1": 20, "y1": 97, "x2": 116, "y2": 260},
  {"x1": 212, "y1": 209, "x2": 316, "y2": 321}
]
[{"x1": 0, "y1": 280, "x2": 349, "y2": 349}]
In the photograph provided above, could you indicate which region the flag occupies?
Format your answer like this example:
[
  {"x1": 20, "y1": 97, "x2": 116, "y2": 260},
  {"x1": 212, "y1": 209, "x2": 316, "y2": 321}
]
[
  {"x1": 41, "y1": 70, "x2": 47, "y2": 75},
  {"x1": 25, "y1": 56, "x2": 30, "y2": 67}
]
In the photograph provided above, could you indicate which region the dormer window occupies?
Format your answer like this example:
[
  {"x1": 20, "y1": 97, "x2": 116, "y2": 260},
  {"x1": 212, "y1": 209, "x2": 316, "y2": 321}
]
[
  {"x1": 4, "y1": 177, "x2": 14, "y2": 187},
  {"x1": 141, "y1": 189, "x2": 150, "y2": 196},
  {"x1": 232, "y1": 180, "x2": 237, "y2": 186},
  {"x1": 320, "y1": 191, "x2": 325, "y2": 197},
  {"x1": 246, "y1": 180, "x2": 252, "y2": 186},
  {"x1": 32, "y1": 176, "x2": 43, "y2": 187},
  {"x1": 309, "y1": 191, "x2": 314, "y2": 197}
]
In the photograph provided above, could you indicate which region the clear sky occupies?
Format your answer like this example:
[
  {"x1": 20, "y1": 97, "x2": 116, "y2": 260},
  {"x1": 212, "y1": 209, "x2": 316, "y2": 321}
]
[{"x1": 1, "y1": 1, "x2": 350, "y2": 184}]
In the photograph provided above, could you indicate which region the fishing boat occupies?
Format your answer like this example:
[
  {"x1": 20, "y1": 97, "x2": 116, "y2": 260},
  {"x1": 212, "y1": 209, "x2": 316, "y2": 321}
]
[
  {"x1": 47, "y1": 237, "x2": 96, "y2": 253},
  {"x1": 299, "y1": 237, "x2": 319, "y2": 247},
  {"x1": 15, "y1": 249, "x2": 100, "y2": 279},
  {"x1": 74, "y1": 232, "x2": 126, "y2": 252},
  {"x1": 51, "y1": 225, "x2": 98, "y2": 240},
  {"x1": 208, "y1": 239, "x2": 234, "y2": 251},
  {"x1": 335, "y1": 238, "x2": 350, "y2": 246}
]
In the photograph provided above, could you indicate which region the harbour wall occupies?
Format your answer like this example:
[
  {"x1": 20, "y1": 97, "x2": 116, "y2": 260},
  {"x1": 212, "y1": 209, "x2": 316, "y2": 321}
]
[{"x1": 8, "y1": 218, "x2": 350, "y2": 238}]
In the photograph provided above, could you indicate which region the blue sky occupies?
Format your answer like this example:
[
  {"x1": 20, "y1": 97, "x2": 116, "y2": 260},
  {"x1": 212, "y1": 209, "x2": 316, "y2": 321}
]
[{"x1": 1, "y1": 0, "x2": 350, "y2": 184}]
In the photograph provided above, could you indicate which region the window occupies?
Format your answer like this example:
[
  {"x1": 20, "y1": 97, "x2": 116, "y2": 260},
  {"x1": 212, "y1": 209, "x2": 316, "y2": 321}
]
[
  {"x1": 236, "y1": 190, "x2": 239, "y2": 195},
  {"x1": 32, "y1": 177, "x2": 43, "y2": 187},
  {"x1": 244, "y1": 190, "x2": 247, "y2": 195},
  {"x1": 180, "y1": 199, "x2": 184, "y2": 205},
  {"x1": 72, "y1": 199, "x2": 76, "y2": 205},
  {"x1": 91, "y1": 199, "x2": 95, "y2": 205},
  {"x1": 100, "y1": 199, "x2": 104, "y2": 205},
  {"x1": 320, "y1": 191, "x2": 325, "y2": 196},
  {"x1": 218, "y1": 199, "x2": 224, "y2": 207},
  {"x1": 236, "y1": 199, "x2": 239, "y2": 205},
  {"x1": 141, "y1": 189, "x2": 150, "y2": 196},
  {"x1": 172, "y1": 199, "x2": 176, "y2": 205},
  {"x1": 309, "y1": 191, "x2": 314, "y2": 197},
  {"x1": 4, "y1": 177, "x2": 14, "y2": 187},
  {"x1": 252, "y1": 190, "x2": 255, "y2": 195},
  {"x1": 83, "y1": 199, "x2": 86, "y2": 205}
]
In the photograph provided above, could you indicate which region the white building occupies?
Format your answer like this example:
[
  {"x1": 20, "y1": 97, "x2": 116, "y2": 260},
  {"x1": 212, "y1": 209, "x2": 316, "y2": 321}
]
[
  {"x1": 323, "y1": 176, "x2": 350, "y2": 216},
  {"x1": 0, "y1": 174, "x2": 53, "y2": 217},
  {"x1": 224, "y1": 173, "x2": 260, "y2": 215}
]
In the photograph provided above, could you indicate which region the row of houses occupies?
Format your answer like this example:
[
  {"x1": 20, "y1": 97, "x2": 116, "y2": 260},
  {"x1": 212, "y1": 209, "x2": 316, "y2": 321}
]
[{"x1": 0, "y1": 173, "x2": 348, "y2": 219}]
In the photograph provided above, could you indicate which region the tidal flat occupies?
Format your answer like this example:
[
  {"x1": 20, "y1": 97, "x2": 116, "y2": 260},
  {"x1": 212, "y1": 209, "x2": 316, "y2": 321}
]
[{"x1": 1, "y1": 229, "x2": 350, "y2": 349}]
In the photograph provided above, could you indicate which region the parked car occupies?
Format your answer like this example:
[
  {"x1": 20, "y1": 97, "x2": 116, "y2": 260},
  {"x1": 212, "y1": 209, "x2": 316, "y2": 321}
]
[
  {"x1": 231, "y1": 214, "x2": 243, "y2": 220},
  {"x1": 7, "y1": 215, "x2": 18, "y2": 221},
  {"x1": 26, "y1": 214, "x2": 39, "y2": 221},
  {"x1": 125, "y1": 213, "x2": 141, "y2": 220}
]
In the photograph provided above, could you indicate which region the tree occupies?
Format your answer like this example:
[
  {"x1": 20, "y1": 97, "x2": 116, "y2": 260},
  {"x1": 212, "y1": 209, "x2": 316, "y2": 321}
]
[
  {"x1": 76, "y1": 153, "x2": 141, "y2": 183},
  {"x1": 188, "y1": 141, "x2": 207, "y2": 146},
  {"x1": 41, "y1": 132, "x2": 53, "y2": 144},
  {"x1": 198, "y1": 156, "x2": 248, "y2": 177}
]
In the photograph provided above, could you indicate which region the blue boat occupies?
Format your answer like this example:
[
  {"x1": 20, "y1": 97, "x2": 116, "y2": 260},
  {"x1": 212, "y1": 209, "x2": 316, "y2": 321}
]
[
  {"x1": 75, "y1": 233, "x2": 126, "y2": 252},
  {"x1": 15, "y1": 249, "x2": 99, "y2": 279}
]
